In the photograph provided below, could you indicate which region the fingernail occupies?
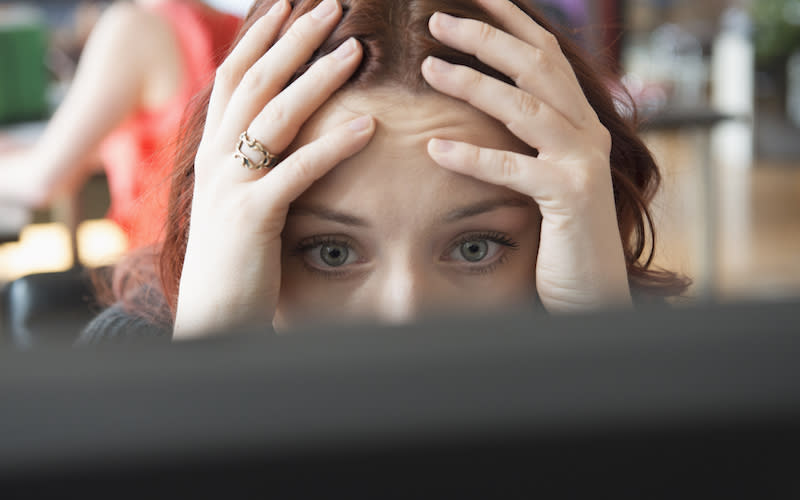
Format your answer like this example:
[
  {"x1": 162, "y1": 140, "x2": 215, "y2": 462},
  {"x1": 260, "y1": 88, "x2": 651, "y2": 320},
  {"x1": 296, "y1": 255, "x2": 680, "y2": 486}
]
[
  {"x1": 434, "y1": 12, "x2": 458, "y2": 29},
  {"x1": 311, "y1": 0, "x2": 336, "y2": 19},
  {"x1": 333, "y1": 37, "x2": 357, "y2": 60},
  {"x1": 425, "y1": 56, "x2": 451, "y2": 73},
  {"x1": 349, "y1": 115, "x2": 372, "y2": 132},
  {"x1": 266, "y1": 0, "x2": 284, "y2": 16},
  {"x1": 430, "y1": 139, "x2": 455, "y2": 153}
]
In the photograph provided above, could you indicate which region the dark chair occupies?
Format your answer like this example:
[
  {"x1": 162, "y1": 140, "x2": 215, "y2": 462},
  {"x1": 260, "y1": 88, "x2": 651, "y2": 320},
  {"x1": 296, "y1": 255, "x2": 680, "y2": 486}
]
[{"x1": 1, "y1": 267, "x2": 104, "y2": 348}]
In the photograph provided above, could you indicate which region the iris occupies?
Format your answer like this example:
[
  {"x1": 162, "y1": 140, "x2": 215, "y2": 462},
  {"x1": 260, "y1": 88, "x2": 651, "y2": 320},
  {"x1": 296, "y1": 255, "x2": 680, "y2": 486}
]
[
  {"x1": 460, "y1": 240, "x2": 489, "y2": 262},
  {"x1": 320, "y1": 244, "x2": 349, "y2": 266}
]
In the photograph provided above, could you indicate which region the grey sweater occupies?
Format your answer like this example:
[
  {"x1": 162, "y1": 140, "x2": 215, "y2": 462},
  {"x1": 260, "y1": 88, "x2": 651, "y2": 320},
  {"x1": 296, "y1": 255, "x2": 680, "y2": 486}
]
[{"x1": 76, "y1": 303, "x2": 172, "y2": 345}]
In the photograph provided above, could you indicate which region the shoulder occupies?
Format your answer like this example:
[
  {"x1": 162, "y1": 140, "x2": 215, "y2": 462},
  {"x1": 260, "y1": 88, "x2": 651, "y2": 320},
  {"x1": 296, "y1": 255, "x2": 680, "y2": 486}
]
[
  {"x1": 91, "y1": 2, "x2": 173, "y2": 53},
  {"x1": 94, "y1": 2, "x2": 155, "y2": 37},
  {"x1": 87, "y1": 2, "x2": 184, "y2": 97}
]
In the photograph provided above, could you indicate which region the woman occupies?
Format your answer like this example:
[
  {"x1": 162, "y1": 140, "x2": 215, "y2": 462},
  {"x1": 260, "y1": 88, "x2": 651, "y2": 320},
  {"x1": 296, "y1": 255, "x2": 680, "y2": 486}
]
[
  {"x1": 81, "y1": 0, "x2": 689, "y2": 343},
  {"x1": 0, "y1": 0, "x2": 241, "y2": 249}
]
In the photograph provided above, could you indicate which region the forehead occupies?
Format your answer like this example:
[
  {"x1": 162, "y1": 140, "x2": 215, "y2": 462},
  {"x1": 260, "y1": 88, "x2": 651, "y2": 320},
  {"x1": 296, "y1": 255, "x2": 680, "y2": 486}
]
[{"x1": 290, "y1": 88, "x2": 533, "y2": 214}]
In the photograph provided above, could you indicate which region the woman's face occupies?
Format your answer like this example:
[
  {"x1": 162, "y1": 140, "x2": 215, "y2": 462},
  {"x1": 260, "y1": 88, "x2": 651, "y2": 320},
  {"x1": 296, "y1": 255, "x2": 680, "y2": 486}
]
[{"x1": 275, "y1": 88, "x2": 541, "y2": 330}]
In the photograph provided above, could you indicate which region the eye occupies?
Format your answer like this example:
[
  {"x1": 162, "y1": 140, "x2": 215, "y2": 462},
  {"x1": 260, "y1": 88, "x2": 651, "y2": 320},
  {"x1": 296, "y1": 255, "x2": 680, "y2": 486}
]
[
  {"x1": 450, "y1": 238, "x2": 499, "y2": 263},
  {"x1": 294, "y1": 236, "x2": 362, "y2": 272},
  {"x1": 443, "y1": 232, "x2": 520, "y2": 273}
]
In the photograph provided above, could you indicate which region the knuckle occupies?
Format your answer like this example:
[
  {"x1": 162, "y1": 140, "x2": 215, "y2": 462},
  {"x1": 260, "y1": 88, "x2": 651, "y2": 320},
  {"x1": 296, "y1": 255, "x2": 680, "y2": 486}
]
[
  {"x1": 265, "y1": 99, "x2": 290, "y2": 129},
  {"x1": 477, "y1": 21, "x2": 497, "y2": 44},
  {"x1": 543, "y1": 31, "x2": 561, "y2": 52},
  {"x1": 471, "y1": 145, "x2": 483, "y2": 167},
  {"x1": 531, "y1": 48, "x2": 552, "y2": 73},
  {"x1": 285, "y1": 16, "x2": 315, "y2": 46},
  {"x1": 500, "y1": 153, "x2": 519, "y2": 180},
  {"x1": 289, "y1": 156, "x2": 316, "y2": 183},
  {"x1": 214, "y1": 62, "x2": 238, "y2": 91},
  {"x1": 516, "y1": 49, "x2": 550, "y2": 89},
  {"x1": 239, "y1": 67, "x2": 269, "y2": 94},
  {"x1": 517, "y1": 92, "x2": 542, "y2": 118}
]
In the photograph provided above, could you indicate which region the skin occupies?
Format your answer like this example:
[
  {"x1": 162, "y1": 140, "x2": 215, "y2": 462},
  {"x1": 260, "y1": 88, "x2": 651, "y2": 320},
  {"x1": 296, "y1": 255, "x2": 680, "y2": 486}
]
[
  {"x1": 174, "y1": 0, "x2": 631, "y2": 339},
  {"x1": 275, "y1": 89, "x2": 541, "y2": 329}
]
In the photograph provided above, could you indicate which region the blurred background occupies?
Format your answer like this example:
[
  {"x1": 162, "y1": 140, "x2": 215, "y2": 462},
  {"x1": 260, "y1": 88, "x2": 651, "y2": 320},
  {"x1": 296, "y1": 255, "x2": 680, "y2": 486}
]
[{"x1": 0, "y1": 0, "x2": 798, "y2": 309}]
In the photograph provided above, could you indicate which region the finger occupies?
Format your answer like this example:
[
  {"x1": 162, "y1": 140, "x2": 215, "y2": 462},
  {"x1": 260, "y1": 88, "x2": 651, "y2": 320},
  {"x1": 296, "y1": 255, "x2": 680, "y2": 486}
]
[
  {"x1": 206, "y1": 0, "x2": 290, "y2": 135},
  {"x1": 422, "y1": 56, "x2": 575, "y2": 155},
  {"x1": 258, "y1": 116, "x2": 376, "y2": 210},
  {"x1": 428, "y1": 12, "x2": 591, "y2": 129},
  {"x1": 427, "y1": 139, "x2": 562, "y2": 205},
  {"x1": 240, "y1": 37, "x2": 363, "y2": 181},
  {"x1": 218, "y1": 0, "x2": 343, "y2": 145},
  {"x1": 475, "y1": 0, "x2": 576, "y2": 78}
]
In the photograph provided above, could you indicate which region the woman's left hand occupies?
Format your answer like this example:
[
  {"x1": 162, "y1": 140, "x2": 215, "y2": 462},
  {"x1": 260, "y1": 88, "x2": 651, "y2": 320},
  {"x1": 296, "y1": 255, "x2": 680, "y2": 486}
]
[{"x1": 422, "y1": 0, "x2": 631, "y2": 312}]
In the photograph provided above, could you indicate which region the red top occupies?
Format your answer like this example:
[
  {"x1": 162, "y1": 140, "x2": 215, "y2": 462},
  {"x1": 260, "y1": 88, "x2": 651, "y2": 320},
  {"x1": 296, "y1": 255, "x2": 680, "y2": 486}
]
[{"x1": 99, "y1": 0, "x2": 241, "y2": 249}]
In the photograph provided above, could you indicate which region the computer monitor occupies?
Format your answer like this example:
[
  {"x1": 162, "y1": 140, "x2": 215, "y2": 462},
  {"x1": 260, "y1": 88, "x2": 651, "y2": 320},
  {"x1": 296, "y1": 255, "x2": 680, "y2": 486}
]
[{"x1": 0, "y1": 300, "x2": 798, "y2": 497}]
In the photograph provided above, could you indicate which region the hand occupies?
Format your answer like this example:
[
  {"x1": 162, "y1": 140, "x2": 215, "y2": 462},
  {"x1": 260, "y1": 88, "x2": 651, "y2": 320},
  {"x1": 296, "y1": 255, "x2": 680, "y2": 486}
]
[
  {"x1": 174, "y1": 0, "x2": 376, "y2": 338},
  {"x1": 422, "y1": 0, "x2": 631, "y2": 312}
]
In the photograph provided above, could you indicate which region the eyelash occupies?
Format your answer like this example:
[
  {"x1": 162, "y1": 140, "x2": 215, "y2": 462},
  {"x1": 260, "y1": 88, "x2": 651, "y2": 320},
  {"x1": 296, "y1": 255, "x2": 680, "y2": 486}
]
[
  {"x1": 452, "y1": 231, "x2": 519, "y2": 252},
  {"x1": 446, "y1": 231, "x2": 520, "y2": 275},
  {"x1": 290, "y1": 232, "x2": 520, "y2": 278},
  {"x1": 290, "y1": 235, "x2": 361, "y2": 279}
]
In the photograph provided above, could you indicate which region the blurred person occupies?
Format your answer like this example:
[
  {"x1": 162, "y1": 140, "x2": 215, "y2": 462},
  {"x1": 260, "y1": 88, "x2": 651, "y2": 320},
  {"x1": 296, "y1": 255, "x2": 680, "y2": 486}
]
[
  {"x1": 79, "y1": 0, "x2": 689, "y2": 343},
  {"x1": 0, "y1": 0, "x2": 241, "y2": 249}
]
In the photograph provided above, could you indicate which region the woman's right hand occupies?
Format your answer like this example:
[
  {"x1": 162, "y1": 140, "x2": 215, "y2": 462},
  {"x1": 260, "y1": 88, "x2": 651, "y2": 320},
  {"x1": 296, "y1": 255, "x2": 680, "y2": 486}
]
[{"x1": 174, "y1": 0, "x2": 375, "y2": 338}]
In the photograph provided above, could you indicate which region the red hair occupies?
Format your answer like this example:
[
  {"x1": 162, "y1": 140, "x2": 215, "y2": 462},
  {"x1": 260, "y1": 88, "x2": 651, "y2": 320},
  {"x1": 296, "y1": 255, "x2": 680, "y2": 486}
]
[{"x1": 116, "y1": 0, "x2": 688, "y2": 321}]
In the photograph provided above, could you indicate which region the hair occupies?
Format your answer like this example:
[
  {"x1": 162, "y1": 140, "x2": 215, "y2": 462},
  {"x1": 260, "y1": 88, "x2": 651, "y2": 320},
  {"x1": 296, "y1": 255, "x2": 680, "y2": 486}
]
[{"x1": 111, "y1": 0, "x2": 689, "y2": 322}]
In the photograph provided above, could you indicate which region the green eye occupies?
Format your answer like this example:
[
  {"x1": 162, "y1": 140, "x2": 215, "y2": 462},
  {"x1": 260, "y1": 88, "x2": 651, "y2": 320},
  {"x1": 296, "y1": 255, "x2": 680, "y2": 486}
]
[
  {"x1": 320, "y1": 244, "x2": 349, "y2": 267},
  {"x1": 459, "y1": 240, "x2": 489, "y2": 262}
]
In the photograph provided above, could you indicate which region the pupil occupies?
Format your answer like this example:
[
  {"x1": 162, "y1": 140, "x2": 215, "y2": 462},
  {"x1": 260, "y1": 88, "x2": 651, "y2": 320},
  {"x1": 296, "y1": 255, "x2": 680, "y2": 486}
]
[
  {"x1": 460, "y1": 240, "x2": 488, "y2": 262},
  {"x1": 321, "y1": 245, "x2": 348, "y2": 266}
]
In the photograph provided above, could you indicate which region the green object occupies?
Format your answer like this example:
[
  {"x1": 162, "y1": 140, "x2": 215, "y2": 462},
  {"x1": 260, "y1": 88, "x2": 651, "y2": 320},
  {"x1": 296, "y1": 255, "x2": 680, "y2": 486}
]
[
  {"x1": 0, "y1": 9, "x2": 49, "y2": 123},
  {"x1": 751, "y1": 0, "x2": 800, "y2": 69}
]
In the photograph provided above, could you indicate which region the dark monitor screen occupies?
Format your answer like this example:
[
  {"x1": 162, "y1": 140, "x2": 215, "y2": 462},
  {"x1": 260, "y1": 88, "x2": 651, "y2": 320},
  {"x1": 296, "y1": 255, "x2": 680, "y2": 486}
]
[{"x1": 0, "y1": 300, "x2": 798, "y2": 497}]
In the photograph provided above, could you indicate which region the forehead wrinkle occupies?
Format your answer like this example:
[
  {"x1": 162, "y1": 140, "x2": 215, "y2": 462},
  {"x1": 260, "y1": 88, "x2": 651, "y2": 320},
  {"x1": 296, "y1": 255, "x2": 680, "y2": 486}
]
[
  {"x1": 292, "y1": 88, "x2": 533, "y2": 231},
  {"x1": 336, "y1": 87, "x2": 504, "y2": 138}
]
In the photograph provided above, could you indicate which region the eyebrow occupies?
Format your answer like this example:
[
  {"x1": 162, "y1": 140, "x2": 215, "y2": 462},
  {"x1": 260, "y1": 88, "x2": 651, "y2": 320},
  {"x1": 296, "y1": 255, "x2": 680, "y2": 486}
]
[
  {"x1": 288, "y1": 197, "x2": 532, "y2": 227},
  {"x1": 442, "y1": 197, "x2": 533, "y2": 222},
  {"x1": 287, "y1": 204, "x2": 370, "y2": 227}
]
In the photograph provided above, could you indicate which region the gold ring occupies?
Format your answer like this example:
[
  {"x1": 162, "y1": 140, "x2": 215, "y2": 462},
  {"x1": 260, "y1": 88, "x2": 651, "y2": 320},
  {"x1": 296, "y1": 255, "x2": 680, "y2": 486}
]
[{"x1": 234, "y1": 131, "x2": 277, "y2": 170}]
